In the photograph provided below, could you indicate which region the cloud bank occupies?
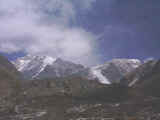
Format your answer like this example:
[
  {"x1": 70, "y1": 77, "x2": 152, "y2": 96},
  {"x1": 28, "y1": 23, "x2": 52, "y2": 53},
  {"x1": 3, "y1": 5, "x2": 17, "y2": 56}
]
[{"x1": 0, "y1": 0, "x2": 99, "y2": 66}]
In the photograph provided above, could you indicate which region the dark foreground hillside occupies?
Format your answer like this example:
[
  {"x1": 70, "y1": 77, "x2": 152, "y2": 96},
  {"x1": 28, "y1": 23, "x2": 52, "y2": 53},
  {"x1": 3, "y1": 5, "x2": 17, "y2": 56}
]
[
  {"x1": 0, "y1": 55, "x2": 21, "y2": 97},
  {"x1": 1, "y1": 55, "x2": 160, "y2": 120}
]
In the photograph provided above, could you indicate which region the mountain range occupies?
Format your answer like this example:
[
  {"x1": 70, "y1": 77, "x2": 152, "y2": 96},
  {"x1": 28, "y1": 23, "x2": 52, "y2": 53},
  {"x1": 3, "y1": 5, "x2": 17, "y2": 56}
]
[
  {"x1": 13, "y1": 55, "x2": 84, "y2": 80},
  {"x1": 1, "y1": 54, "x2": 160, "y2": 120},
  {"x1": 12, "y1": 55, "x2": 141, "y2": 84}
]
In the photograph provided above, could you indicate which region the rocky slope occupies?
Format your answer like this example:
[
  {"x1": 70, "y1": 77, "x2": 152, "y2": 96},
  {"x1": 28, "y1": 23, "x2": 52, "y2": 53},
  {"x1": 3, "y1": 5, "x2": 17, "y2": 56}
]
[
  {"x1": 13, "y1": 55, "x2": 84, "y2": 79},
  {"x1": 13, "y1": 55, "x2": 142, "y2": 85},
  {"x1": 121, "y1": 59, "x2": 160, "y2": 97},
  {"x1": 0, "y1": 55, "x2": 21, "y2": 97},
  {"x1": 88, "y1": 59, "x2": 141, "y2": 84},
  {"x1": 1, "y1": 55, "x2": 160, "y2": 120}
]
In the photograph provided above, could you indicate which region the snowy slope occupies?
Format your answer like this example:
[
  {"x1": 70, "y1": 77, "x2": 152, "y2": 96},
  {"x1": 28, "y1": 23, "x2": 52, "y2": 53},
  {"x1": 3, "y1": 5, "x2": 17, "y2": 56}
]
[
  {"x1": 13, "y1": 55, "x2": 142, "y2": 85},
  {"x1": 13, "y1": 55, "x2": 56, "y2": 72},
  {"x1": 13, "y1": 55, "x2": 84, "y2": 79},
  {"x1": 32, "y1": 56, "x2": 56, "y2": 78},
  {"x1": 90, "y1": 66, "x2": 111, "y2": 84},
  {"x1": 89, "y1": 59, "x2": 141, "y2": 84},
  {"x1": 13, "y1": 55, "x2": 57, "y2": 79}
]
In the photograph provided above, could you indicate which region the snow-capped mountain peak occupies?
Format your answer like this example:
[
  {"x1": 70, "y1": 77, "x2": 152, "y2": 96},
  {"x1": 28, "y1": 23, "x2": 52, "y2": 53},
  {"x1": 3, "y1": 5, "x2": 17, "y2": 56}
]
[
  {"x1": 111, "y1": 59, "x2": 141, "y2": 72},
  {"x1": 89, "y1": 59, "x2": 141, "y2": 84},
  {"x1": 13, "y1": 55, "x2": 85, "y2": 79},
  {"x1": 13, "y1": 56, "x2": 142, "y2": 85},
  {"x1": 32, "y1": 56, "x2": 57, "y2": 78},
  {"x1": 13, "y1": 55, "x2": 56, "y2": 71},
  {"x1": 13, "y1": 55, "x2": 57, "y2": 78},
  {"x1": 43, "y1": 56, "x2": 56, "y2": 65}
]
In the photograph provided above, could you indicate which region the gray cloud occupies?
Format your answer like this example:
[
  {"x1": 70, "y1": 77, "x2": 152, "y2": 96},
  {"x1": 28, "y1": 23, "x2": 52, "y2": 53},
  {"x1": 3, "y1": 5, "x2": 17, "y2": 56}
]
[{"x1": 0, "y1": 0, "x2": 99, "y2": 66}]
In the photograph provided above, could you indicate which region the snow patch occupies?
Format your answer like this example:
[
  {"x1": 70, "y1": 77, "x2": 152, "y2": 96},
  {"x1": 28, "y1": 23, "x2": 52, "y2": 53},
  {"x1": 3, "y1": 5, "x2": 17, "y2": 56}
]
[
  {"x1": 128, "y1": 78, "x2": 139, "y2": 87},
  {"x1": 17, "y1": 60, "x2": 31, "y2": 71},
  {"x1": 32, "y1": 56, "x2": 56, "y2": 78},
  {"x1": 91, "y1": 67, "x2": 111, "y2": 84},
  {"x1": 43, "y1": 56, "x2": 56, "y2": 65},
  {"x1": 129, "y1": 59, "x2": 141, "y2": 68}
]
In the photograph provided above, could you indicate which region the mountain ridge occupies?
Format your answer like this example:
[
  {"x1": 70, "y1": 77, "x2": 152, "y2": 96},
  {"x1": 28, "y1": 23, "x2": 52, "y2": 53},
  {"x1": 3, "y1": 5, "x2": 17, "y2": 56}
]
[
  {"x1": 13, "y1": 55, "x2": 142, "y2": 85},
  {"x1": 13, "y1": 55, "x2": 85, "y2": 80},
  {"x1": 1, "y1": 54, "x2": 160, "y2": 120}
]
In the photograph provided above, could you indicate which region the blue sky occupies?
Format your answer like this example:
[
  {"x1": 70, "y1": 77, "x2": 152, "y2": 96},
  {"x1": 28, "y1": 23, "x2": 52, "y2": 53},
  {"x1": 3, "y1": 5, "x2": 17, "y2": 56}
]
[{"x1": 1, "y1": 0, "x2": 160, "y2": 65}]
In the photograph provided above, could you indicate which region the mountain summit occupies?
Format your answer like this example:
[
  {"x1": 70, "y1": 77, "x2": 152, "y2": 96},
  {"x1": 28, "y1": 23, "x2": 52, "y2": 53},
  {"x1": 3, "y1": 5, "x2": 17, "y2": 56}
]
[
  {"x1": 13, "y1": 55, "x2": 142, "y2": 85},
  {"x1": 13, "y1": 55, "x2": 84, "y2": 79},
  {"x1": 89, "y1": 59, "x2": 141, "y2": 84}
]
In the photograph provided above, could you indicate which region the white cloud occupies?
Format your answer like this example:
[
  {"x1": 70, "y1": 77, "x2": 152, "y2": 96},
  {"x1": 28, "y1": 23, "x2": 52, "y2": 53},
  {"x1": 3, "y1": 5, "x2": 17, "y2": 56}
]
[{"x1": 0, "y1": 0, "x2": 99, "y2": 66}]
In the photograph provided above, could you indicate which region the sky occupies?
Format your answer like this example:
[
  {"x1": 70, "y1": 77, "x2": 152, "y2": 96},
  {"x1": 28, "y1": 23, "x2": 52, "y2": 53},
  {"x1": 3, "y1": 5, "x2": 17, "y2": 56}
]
[{"x1": 0, "y1": 0, "x2": 160, "y2": 66}]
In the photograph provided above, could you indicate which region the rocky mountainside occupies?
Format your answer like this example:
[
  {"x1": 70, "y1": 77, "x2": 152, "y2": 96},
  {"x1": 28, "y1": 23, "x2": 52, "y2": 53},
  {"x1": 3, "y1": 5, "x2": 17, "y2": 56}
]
[
  {"x1": 122, "y1": 59, "x2": 160, "y2": 97},
  {"x1": 22, "y1": 75, "x2": 128, "y2": 101},
  {"x1": 13, "y1": 55, "x2": 142, "y2": 85},
  {"x1": 13, "y1": 55, "x2": 84, "y2": 79},
  {"x1": 0, "y1": 55, "x2": 21, "y2": 97},
  {"x1": 1, "y1": 54, "x2": 160, "y2": 120},
  {"x1": 88, "y1": 59, "x2": 141, "y2": 84}
]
